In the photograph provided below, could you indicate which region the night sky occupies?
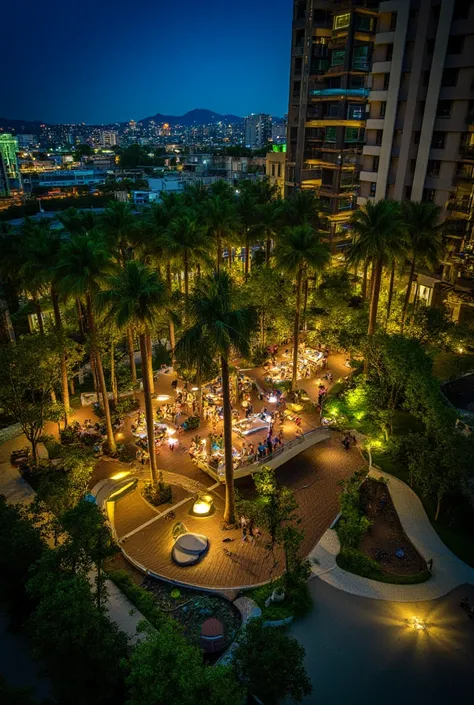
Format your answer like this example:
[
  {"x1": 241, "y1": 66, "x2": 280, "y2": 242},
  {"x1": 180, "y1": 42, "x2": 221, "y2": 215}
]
[{"x1": 2, "y1": 0, "x2": 292, "y2": 124}]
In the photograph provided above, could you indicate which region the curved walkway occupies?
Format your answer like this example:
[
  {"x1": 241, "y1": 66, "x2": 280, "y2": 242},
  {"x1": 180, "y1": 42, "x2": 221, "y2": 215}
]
[{"x1": 309, "y1": 468, "x2": 474, "y2": 601}]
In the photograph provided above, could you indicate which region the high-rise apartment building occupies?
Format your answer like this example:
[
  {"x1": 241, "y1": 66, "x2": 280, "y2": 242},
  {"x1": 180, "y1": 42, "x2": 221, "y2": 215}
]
[
  {"x1": 100, "y1": 130, "x2": 118, "y2": 147},
  {"x1": 359, "y1": 0, "x2": 474, "y2": 254},
  {"x1": 245, "y1": 113, "x2": 272, "y2": 149},
  {"x1": 0, "y1": 134, "x2": 21, "y2": 194},
  {"x1": 286, "y1": 0, "x2": 378, "y2": 245}
]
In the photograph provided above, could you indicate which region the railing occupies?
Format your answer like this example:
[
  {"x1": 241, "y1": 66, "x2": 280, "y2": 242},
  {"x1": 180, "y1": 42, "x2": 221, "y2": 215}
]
[
  {"x1": 446, "y1": 200, "x2": 472, "y2": 214},
  {"x1": 195, "y1": 428, "x2": 326, "y2": 482},
  {"x1": 310, "y1": 88, "x2": 369, "y2": 98}
]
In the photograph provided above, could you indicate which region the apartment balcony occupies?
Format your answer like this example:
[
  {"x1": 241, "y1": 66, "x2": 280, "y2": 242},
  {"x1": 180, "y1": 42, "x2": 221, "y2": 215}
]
[
  {"x1": 455, "y1": 169, "x2": 474, "y2": 183},
  {"x1": 366, "y1": 118, "x2": 385, "y2": 130},
  {"x1": 362, "y1": 145, "x2": 381, "y2": 156},
  {"x1": 446, "y1": 200, "x2": 472, "y2": 215},
  {"x1": 369, "y1": 90, "x2": 388, "y2": 102},
  {"x1": 309, "y1": 88, "x2": 370, "y2": 99},
  {"x1": 306, "y1": 119, "x2": 365, "y2": 128},
  {"x1": 371, "y1": 61, "x2": 392, "y2": 74},
  {"x1": 374, "y1": 31, "x2": 395, "y2": 44},
  {"x1": 292, "y1": 44, "x2": 304, "y2": 57},
  {"x1": 293, "y1": 17, "x2": 307, "y2": 29},
  {"x1": 459, "y1": 144, "x2": 474, "y2": 159}
]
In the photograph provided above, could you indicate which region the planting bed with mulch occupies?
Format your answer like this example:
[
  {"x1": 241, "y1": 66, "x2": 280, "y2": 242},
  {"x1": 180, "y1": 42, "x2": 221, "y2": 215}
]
[
  {"x1": 359, "y1": 478, "x2": 426, "y2": 576},
  {"x1": 143, "y1": 577, "x2": 241, "y2": 654}
]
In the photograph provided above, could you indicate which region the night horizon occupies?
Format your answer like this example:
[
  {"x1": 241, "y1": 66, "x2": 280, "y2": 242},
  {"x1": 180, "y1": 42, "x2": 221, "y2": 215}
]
[{"x1": 1, "y1": 0, "x2": 292, "y2": 124}]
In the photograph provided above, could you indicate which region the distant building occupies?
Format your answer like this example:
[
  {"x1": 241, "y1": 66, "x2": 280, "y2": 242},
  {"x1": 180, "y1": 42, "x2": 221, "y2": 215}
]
[
  {"x1": 86, "y1": 153, "x2": 116, "y2": 169},
  {"x1": 244, "y1": 114, "x2": 272, "y2": 149},
  {"x1": 0, "y1": 155, "x2": 9, "y2": 197},
  {"x1": 0, "y1": 134, "x2": 21, "y2": 193},
  {"x1": 272, "y1": 120, "x2": 287, "y2": 145},
  {"x1": 17, "y1": 134, "x2": 37, "y2": 149},
  {"x1": 100, "y1": 130, "x2": 118, "y2": 148},
  {"x1": 266, "y1": 145, "x2": 286, "y2": 197},
  {"x1": 22, "y1": 169, "x2": 106, "y2": 193}
]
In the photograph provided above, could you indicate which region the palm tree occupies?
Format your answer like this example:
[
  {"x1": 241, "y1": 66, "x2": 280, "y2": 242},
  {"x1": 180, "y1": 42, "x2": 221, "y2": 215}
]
[
  {"x1": 100, "y1": 261, "x2": 167, "y2": 482},
  {"x1": 275, "y1": 225, "x2": 330, "y2": 390},
  {"x1": 349, "y1": 201, "x2": 406, "y2": 341},
  {"x1": 56, "y1": 208, "x2": 97, "y2": 235},
  {"x1": 400, "y1": 201, "x2": 442, "y2": 332},
  {"x1": 200, "y1": 195, "x2": 237, "y2": 272},
  {"x1": 163, "y1": 211, "x2": 211, "y2": 304},
  {"x1": 56, "y1": 231, "x2": 117, "y2": 452},
  {"x1": 175, "y1": 272, "x2": 256, "y2": 524},
  {"x1": 280, "y1": 190, "x2": 320, "y2": 228},
  {"x1": 254, "y1": 200, "x2": 281, "y2": 266},
  {"x1": 235, "y1": 189, "x2": 257, "y2": 277},
  {"x1": 100, "y1": 201, "x2": 137, "y2": 263},
  {"x1": 21, "y1": 221, "x2": 72, "y2": 424}
]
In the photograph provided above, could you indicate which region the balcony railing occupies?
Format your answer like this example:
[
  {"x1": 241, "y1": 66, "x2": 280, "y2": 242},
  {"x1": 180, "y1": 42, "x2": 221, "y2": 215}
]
[{"x1": 446, "y1": 200, "x2": 472, "y2": 214}]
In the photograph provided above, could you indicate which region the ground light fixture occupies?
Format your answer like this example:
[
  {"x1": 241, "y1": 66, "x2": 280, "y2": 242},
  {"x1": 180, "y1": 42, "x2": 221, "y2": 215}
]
[
  {"x1": 110, "y1": 471, "x2": 130, "y2": 480},
  {"x1": 191, "y1": 493, "x2": 214, "y2": 516},
  {"x1": 405, "y1": 616, "x2": 427, "y2": 631},
  {"x1": 156, "y1": 394, "x2": 170, "y2": 401}
]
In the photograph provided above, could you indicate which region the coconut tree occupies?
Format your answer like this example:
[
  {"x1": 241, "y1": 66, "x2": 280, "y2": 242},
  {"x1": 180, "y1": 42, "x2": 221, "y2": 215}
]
[
  {"x1": 175, "y1": 271, "x2": 256, "y2": 524},
  {"x1": 400, "y1": 201, "x2": 442, "y2": 332},
  {"x1": 100, "y1": 261, "x2": 168, "y2": 482},
  {"x1": 235, "y1": 189, "x2": 257, "y2": 277},
  {"x1": 162, "y1": 211, "x2": 212, "y2": 305},
  {"x1": 274, "y1": 225, "x2": 330, "y2": 390},
  {"x1": 200, "y1": 195, "x2": 238, "y2": 272},
  {"x1": 254, "y1": 200, "x2": 281, "y2": 266},
  {"x1": 100, "y1": 201, "x2": 137, "y2": 264},
  {"x1": 279, "y1": 189, "x2": 320, "y2": 228},
  {"x1": 56, "y1": 231, "x2": 117, "y2": 452},
  {"x1": 21, "y1": 221, "x2": 72, "y2": 424},
  {"x1": 349, "y1": 201, "x2": 406, "y2": 341}
]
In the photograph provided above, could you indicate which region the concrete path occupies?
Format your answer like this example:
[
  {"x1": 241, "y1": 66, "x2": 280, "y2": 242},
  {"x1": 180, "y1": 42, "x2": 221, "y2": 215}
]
[{"x1": 309, "y1": 468, "x2": 474, "y2": 602}]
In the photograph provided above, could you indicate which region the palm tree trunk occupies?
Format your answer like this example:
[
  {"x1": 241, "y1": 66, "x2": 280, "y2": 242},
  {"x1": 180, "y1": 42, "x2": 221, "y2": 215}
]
[
  {"x1": 196, "y1": 263, "x2": 201, "y2": 280},
  {"x1": 76, "y1": 298, "x2": 85, "y2": 336},
  {"x1": 244, "y1": 233, "x2": 250, "y2": 278},
  {"x1": 221, "y1": 355, "x2": 235, "y2": 525},
  {"x1": 368, "y1": 260, "x2": 376, "y2": 303},
  {"x1": 110, "y1": 342, "x2": 118, "y2": 405},
  {"x1": 361, "y1": 261, "x2": 368, "y2": 300},
  {"x1": 86, "y1": 295, "x2": 116, "y2": 452},
  {"x1": 51, "y1": 288, "x2": 70, "y2": 427},
  {"x1": 401, "y1": 257, "x2": 416, "y2": 333},
  {"x1": 166, "y1": 263, "x2": 176, "y2": 367},
  {"x1": 266, "y1": 235, "x2": 272, "y2": 265},
  {"x1": 139, "y1": 333, "x2": 158, "y2": 483},
  {"x1": 34, "y1": 298, "x2": 44, "y2": 335},
  {"x1": 368, "y1": 257, "x2": 383, "y2": 337},
  {"x1": 216, "y1": 233, "x2": 222, "y2": 273},
  {"x1": 146, "y1": 334, "x2": 154, "y2": 394},
  {"x1": 127, "y1": 328, "x2": 137, "y2": 384},
  {"x1": 302, "y1": 277, "x2": 309, "y2": 332},
  {"x1": 435, "y1": 494, "x2": 443, "y2": 522},
  {"x1": 184, "y1": 252, "x2": 189, "y2": 303},
  {"x1": 385, "y1": 263, "x2": 395, "y2": 329},
  {"x1": 292, "y1": 266, "x2": 303, "y2": 391}
]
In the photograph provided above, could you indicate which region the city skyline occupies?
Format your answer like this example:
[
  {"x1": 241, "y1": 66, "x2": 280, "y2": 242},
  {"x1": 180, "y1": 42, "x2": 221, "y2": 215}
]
[{"x1": 1, "y1": 0, "x2": 292, "y2": 124}]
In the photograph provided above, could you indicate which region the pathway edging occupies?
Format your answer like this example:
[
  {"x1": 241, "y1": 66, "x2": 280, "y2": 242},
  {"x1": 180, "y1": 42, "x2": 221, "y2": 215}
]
[{"x1": 310, "y1": 468, "x2": 474, "y2": 602}]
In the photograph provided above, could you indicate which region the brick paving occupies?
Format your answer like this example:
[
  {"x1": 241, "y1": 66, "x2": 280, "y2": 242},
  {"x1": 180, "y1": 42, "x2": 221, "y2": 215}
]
[{"x1": 114, "y1": 433, "x2": 365, "y2": 589}]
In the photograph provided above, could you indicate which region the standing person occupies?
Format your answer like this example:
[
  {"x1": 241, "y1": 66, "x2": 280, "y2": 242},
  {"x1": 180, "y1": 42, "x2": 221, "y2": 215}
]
[{"x1": 266, "y1": 435, "x2": 273, "y2": 455}]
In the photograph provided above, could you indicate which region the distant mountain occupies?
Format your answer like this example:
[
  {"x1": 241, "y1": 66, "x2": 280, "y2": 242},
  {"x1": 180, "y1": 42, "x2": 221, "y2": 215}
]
[
  {"x1": 138, "y1": 109, "x2": 243, "y2": 126},
  {"x1": 0, "y1": 117, "x2": 44, "y2": 132}
]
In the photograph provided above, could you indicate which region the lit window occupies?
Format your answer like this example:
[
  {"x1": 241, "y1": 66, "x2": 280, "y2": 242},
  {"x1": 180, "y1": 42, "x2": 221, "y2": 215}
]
[{"x1": 334, "y1": 13, "x2": 351, "y2": 30}]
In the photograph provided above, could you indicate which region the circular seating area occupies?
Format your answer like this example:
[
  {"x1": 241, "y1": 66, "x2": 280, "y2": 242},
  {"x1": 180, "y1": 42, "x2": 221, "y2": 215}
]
[
  {"x1": 171, "y1": 532, "x2": 209, "y2": 566},
  {"x1": 200, "y1": 617, "x2": 225, "y2": 653}
]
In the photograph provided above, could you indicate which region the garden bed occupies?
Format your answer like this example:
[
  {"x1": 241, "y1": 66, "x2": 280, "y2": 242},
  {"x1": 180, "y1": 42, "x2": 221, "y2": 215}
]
[
  {"x1": 246, "y1": 578, "x2": 312, "y2": 621},
  {"x1": 337, "y1": 477, "x2": 430, "y2": 584}
]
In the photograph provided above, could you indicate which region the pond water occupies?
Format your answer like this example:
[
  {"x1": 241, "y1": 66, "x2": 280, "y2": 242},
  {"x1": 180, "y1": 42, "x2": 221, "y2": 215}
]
[
  {"x1": 0, "y1": 608, "x2": 51, "y2": 702},
  {"x1": 442, "y1": 373, "x2": 474, "y2": 412}
]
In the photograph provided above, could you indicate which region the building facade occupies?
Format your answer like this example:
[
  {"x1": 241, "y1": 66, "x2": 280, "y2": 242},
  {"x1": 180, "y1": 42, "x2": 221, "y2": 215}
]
[
  {"x1": 359, "y1": 0, "x2": 474, "y2": 257},
  {"x1": 286, "y1": 0, "x2": 378, "y2": 246},
  {"x1": 22, "y1": 169, "x2": 107, "y2": 192},
  {"x1": 100, "y1": 130, "x2": 118, "y2": 147},
  {"x1": 266, "y1": 145, "x2": 287, "y2": 196},
  {"x1": 0, "y1": 134, "x2": 21, "y2": 193},
  {"x1": 244, "y1": 114, "x2": 273, "y2": 149}
]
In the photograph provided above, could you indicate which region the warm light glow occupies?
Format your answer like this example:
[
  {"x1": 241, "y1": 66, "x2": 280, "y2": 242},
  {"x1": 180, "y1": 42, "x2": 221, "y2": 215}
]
[
  {"x1": 458, "y1": 347, "x2": 464, "y2": 354},
  {"x1": 116, "y1": 432, "x2": 124, "y2": 439},
  {"x1": 168, "y1": 437, "x2": 178, "y2": 447},
  {"x1": 268, "y1": 395, "x2": 277, "y2": 403},
  {"x1": 156, "y1": 394, "x2": 170, "y2": 401},
  {"x1": 191, "y1": 386, "x2": 199, "y2": 391},
  {"x1": 406, "y1": 616, "x2": 427, "y2": 631},
  {"x1": 192, "y1": 499, "x2": 212, "y2": 515},
  {"x1": 110, "y1": 471, "x2": 130, "y2": 480},
  {"x1": 167, "y1": 427, "x2": 176, "y2": 435}
]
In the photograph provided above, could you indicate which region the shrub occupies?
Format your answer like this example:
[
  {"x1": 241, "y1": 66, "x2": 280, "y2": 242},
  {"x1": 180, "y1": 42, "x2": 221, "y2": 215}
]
[
  {"x1": 337, "y1": 547, "x2": 382, "y2": 578},
  {"x1": 143, "y1": 478, "x2": 172, "y2": 506},
  {"x1": 107, "y1": 569, "x2": 164, "y2": 628},
  {"x1": 337, "y1": 509, "x2": 372, "y2": 548},
  {"x1": 183, "y1": 415, "x2": 199, "y2": 430},
  {"x1": 115, "y1": 397, "x2": 140, "y2": 416}
]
